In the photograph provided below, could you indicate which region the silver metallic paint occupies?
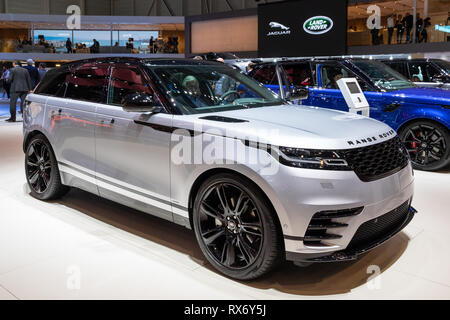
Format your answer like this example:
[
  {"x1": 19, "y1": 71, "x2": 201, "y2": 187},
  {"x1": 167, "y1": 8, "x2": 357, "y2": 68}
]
[{"x1": 24, "y1": 93, "x2": 415, "y2": 258}]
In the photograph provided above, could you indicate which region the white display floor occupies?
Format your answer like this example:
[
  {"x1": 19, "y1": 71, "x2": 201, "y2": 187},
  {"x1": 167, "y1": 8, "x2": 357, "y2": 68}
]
[{"x1": 1, "y1": 122, "x2": 449, "y2": 299}]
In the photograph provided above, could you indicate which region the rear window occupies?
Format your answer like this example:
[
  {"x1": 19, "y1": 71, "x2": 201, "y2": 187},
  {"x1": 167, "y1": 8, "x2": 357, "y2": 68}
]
[
  {"x1": 34, "y1": 67, "x2": 69, "y2": 97},
  {"x1": 64, "y1": 64, "x2": 109, "y2": 103},
  {"x1": 249, "y1": 65, "x2": 278, "y2": 85}
]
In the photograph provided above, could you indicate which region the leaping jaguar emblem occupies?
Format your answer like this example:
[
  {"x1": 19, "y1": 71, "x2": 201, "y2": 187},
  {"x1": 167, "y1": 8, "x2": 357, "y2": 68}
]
[{"x1": 269, "y1": 22, "x2": 290, "y2": 30}]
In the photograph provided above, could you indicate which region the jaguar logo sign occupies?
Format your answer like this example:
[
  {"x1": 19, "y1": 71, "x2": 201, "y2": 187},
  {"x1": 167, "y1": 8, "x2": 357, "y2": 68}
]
[
  {"x1": 303, "y1": 16, "x2": 334, "y2": 35},
  {"x1": 267, "y1": 21, "x2": 291, "y2": 36}
]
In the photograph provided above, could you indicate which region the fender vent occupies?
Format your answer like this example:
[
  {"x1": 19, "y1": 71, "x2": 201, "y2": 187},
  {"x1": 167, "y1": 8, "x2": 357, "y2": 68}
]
[
  {"x1": 304, "y1": 207, "x2": 363, "y2": 247},
  {"x1": 199, "y1": 116, "x2": 248, "y2": 123}
]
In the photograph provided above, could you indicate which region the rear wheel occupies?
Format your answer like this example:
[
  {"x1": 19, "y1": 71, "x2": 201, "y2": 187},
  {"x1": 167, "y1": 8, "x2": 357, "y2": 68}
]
[
  {"x1": 25, "y1": 134, "x2": 69, "y2": 200},
  {"x1": 400, "y1": 120, "x2": 450, "y2": 171},
  {"x1": 192, "y1": 173, "x2": 283, "y2": 280}
]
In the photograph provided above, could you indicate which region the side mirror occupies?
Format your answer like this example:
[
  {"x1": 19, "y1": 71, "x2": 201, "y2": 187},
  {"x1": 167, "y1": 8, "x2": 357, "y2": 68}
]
[
  {"x1": 287, "y1": 86, "x2": 309, "y2": 100},
  {"x1": 121, "y1": 92, "x2": 163, "y2": 113}
]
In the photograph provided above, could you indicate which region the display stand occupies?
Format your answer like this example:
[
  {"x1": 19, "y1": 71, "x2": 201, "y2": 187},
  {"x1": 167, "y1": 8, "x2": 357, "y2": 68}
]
[{"x1": 336, "y1": 78, "x2": 370, "y2": 117}]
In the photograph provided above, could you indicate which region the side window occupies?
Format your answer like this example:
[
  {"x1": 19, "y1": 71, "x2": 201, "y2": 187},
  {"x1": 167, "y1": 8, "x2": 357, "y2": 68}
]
[
  {"x1": 108, "y1": 66, "x2": 153, "y2": 105},
  {"x1": 315, "y1": 62, "x2": 370, "y2": 91},
  {"x1": 34, "y1": 67, "x2": 69, "y2": 97},
  {"x1": 282, "y1": 63, "x2": 314, "y2": 87},
  {"x1": 387, "y1": 62, "x2": 408, "y2": 78},
  {"x1": 250, "y1": 66, "x2": 278, "y2": 85},
  {"x1": 424, "y1": 64, "x2": 441, "y2": 81},
  {"x1": 409, "y1": 62, "x2": 430, "y2": 82},
  {"x1": 316, "y1": 62, "x2": 349, "y2": 89},
  {"x1": 65, "y1": 64, "x2": 109, "y2": 103}
]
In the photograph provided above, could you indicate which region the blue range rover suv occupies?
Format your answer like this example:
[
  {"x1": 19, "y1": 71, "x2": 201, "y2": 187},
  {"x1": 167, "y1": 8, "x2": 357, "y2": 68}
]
[{"x1": 248, "y1": 58, "x2": 450, "y2": 171}]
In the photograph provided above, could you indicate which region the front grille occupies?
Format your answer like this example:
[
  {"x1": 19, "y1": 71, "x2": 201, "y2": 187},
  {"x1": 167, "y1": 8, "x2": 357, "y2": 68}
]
[
  {"x1": 347, "y1": 200, "x2": 410, "y2": 250},
  {"x1": 304, "y1": 207, "x2": 363, "y2": 246},
  {"x1": 342, "y1": 136, "x2": 409, "y2": 182}
]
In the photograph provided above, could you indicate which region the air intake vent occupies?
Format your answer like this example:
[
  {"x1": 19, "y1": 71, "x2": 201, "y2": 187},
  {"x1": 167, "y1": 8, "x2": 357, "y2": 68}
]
[
  {"x1": 199, "y1": 116, "x2": 248, "y2": 123},
  {"x1": 347, "y1": 201, "x2": 410, "y2": 250},
  {"x1": 304, "y1": 206, "x2": 363, "y2": 246}
]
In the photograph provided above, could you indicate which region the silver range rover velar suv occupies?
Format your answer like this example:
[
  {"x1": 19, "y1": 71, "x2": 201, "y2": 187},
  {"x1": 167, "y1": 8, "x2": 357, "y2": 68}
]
[{"x1": 23, "y1": 58, "x2": 416, "y2": 280}]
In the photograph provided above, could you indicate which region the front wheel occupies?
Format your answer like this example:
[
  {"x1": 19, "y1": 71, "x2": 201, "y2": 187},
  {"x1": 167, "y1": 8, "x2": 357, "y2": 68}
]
[
  {"x1": 399, "y1": 121, "x2": 450, "y2": 171},
  {"x1": 25, "y1": 134, "x2": 69, "y2": 200},
  {"x1": 192, "y1": 173, "x2": 283, "y2": 280}
]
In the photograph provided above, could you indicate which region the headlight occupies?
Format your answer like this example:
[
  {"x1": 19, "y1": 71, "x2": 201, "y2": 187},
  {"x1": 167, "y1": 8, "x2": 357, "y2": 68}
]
[{"x1": 276, "y1": 146, "x2": 351, "y2": 170}]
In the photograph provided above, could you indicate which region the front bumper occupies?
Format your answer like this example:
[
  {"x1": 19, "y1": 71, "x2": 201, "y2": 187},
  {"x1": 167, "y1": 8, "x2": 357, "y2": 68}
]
[
  {"x1": 286, "y1": 205, "x2": 417, "y2": 262},
  {"x1": 261, "y1": 160, "x2": 415, "y2": 260}
]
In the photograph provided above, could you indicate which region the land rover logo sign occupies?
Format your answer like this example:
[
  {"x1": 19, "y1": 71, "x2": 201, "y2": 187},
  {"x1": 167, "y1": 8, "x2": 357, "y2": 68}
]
[{"x1": 303, "y1": 16, "x2": 334, "y2": 35}]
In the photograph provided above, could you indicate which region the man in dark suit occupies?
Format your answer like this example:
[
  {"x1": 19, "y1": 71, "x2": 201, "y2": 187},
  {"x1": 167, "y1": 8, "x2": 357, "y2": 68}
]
[
  {"x1": 6, "y1": 61, "x2": 31, "y2": 122},
  {"x1": 403, "y1": 13, "x2": 414, "y2": 43},
  {"x1": 24, "y1": 59, "x2": 40, "y2": 89}
]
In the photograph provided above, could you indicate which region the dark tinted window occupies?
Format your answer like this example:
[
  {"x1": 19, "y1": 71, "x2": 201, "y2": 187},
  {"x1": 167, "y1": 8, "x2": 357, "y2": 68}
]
[
  {"x1": 315, "y1": 62, "x2": 355, "y2": 88},
  {"x1": 65, "y1": 63, "x2": 109, "y2": 103},
  {"x1": 408, "y1": 62, "x2": 440, "y2": 82},
  {"x1": 249, "y1": 65, "x2": 278, "y2": 85},
  {"x1": 282, "y1": 63, "x2": 314, "y2": 86},
  {"x1": 314, "y1": 61, "x2": 372, "y2": 91},
  {"x1": 108, "y1": 66, "x2": 153, "y2": 105},
  {"x1": 34, "y1": 67, "x2": 69, "y2": 97},
  {"x1": 385, "y1": 62, "x2": 408, "y2": 78}
]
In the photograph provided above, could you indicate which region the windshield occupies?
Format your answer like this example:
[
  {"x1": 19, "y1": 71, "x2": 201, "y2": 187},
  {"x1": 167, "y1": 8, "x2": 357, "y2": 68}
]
[
  {"x1": 351, "y1": 60, "x2": 415, "y2": 91},
  {"x1": 434, "y1": 60, "x2": 450, "y2": 74},
  {"x1": 147, "y1": 64, "x2": 284, "y2": 114}
]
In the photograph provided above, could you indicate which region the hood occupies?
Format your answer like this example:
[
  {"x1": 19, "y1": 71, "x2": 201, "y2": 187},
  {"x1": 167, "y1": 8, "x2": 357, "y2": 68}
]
[
  {"x1": 172, "y1": 104, "x2": 396, "y2": 150},
  {"x1": 390, "y1": 87, "x2": 450, "y2": 105}
]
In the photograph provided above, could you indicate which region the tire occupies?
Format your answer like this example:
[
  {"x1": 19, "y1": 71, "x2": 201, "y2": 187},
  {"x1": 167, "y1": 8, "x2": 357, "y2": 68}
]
[
  {"x1": 192, "y1": 173, "x2": 283, "y2": 280},
  {"x1": 399, "y1": 120, "x2": 450, "y2": 171},
  {"x1": 25, "y1": 134, "x2": 69, "y2": 200}
]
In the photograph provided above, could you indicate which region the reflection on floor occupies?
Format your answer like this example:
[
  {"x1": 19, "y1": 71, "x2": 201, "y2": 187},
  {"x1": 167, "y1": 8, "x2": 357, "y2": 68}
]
[
  {"x1": 0, "y1": 122, "x2": 449, "y2": 299},
  {"x1": 0, "y1": 100, "x2": 22, "y2": 122}
]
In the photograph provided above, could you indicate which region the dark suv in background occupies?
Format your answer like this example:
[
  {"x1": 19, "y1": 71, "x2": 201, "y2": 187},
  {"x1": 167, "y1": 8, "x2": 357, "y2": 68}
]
[{"x1": 381, "y1": 58, "x2": 450, "y2": 89}]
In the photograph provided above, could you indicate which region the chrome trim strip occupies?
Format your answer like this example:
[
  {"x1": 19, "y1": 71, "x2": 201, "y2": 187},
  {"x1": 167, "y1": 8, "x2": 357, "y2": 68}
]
[{"x1": 58, "y1": 161, "x2": 189, "y2": 217}]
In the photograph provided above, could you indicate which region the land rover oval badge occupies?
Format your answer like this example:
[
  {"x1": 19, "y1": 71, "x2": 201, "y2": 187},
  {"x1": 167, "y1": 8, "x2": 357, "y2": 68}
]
[{"x1": 303, "y1": 16, "x2": 334, "y2": 35}]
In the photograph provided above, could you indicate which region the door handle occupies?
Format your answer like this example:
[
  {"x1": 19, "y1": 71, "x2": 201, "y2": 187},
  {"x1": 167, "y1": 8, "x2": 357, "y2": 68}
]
[{"x1": 99, "y1": 118, "x2": 115, "y2": 125}]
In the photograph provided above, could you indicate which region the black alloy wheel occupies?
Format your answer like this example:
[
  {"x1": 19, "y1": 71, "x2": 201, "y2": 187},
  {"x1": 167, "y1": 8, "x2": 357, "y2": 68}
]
[
  {"x1": 26, "y1": 139, "x2": 52, "y2": 194},
  {"x1": 193, "y1": 173, "x2": 283, "y2": 280},
  {"x1": 25, "y1": 134, "x2": 69, "y2": 200},
  {"x1": 400, "y1": 121, "x2": 450, "y2": 171}
]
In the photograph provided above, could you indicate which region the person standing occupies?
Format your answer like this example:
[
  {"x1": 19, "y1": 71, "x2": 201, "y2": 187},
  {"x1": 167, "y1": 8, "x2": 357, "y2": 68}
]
[
  {"x1": 415, "y1": 13, "x2": 423, "y2": 43},
  {"x1": 396, "y1": 14, "x2": 404, "y2": 44},
  {"x1": 403, "y1": 13, "x2": 414, "y2": 43},
  {"x1": 387, "y1": 14, "x2": 395, "y2": 44},
  {"x1": 149, "y1": 36, "x2": 155, "y2": 53},
  {"x1": 38, "y1": 63, "x2": 47, "y2": 80},
  {"x1": 368, "y1": 16, "x2": 380, "y2": 45},
  {"x1": 23, "y1": 59, "x2": 40, "y2": 89},
  {"x1": 1, "y1": 66, "x2": 11, "y2": 99},
  {"x1": 420, "y1": 17, "x2": 431, "y2": 43},
  {"x1": 6, "y1": 61, "x2": 31, "y2": 122},
  {"x1": 66, "y1": 38, "x2": 72, "y2": 53}
]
